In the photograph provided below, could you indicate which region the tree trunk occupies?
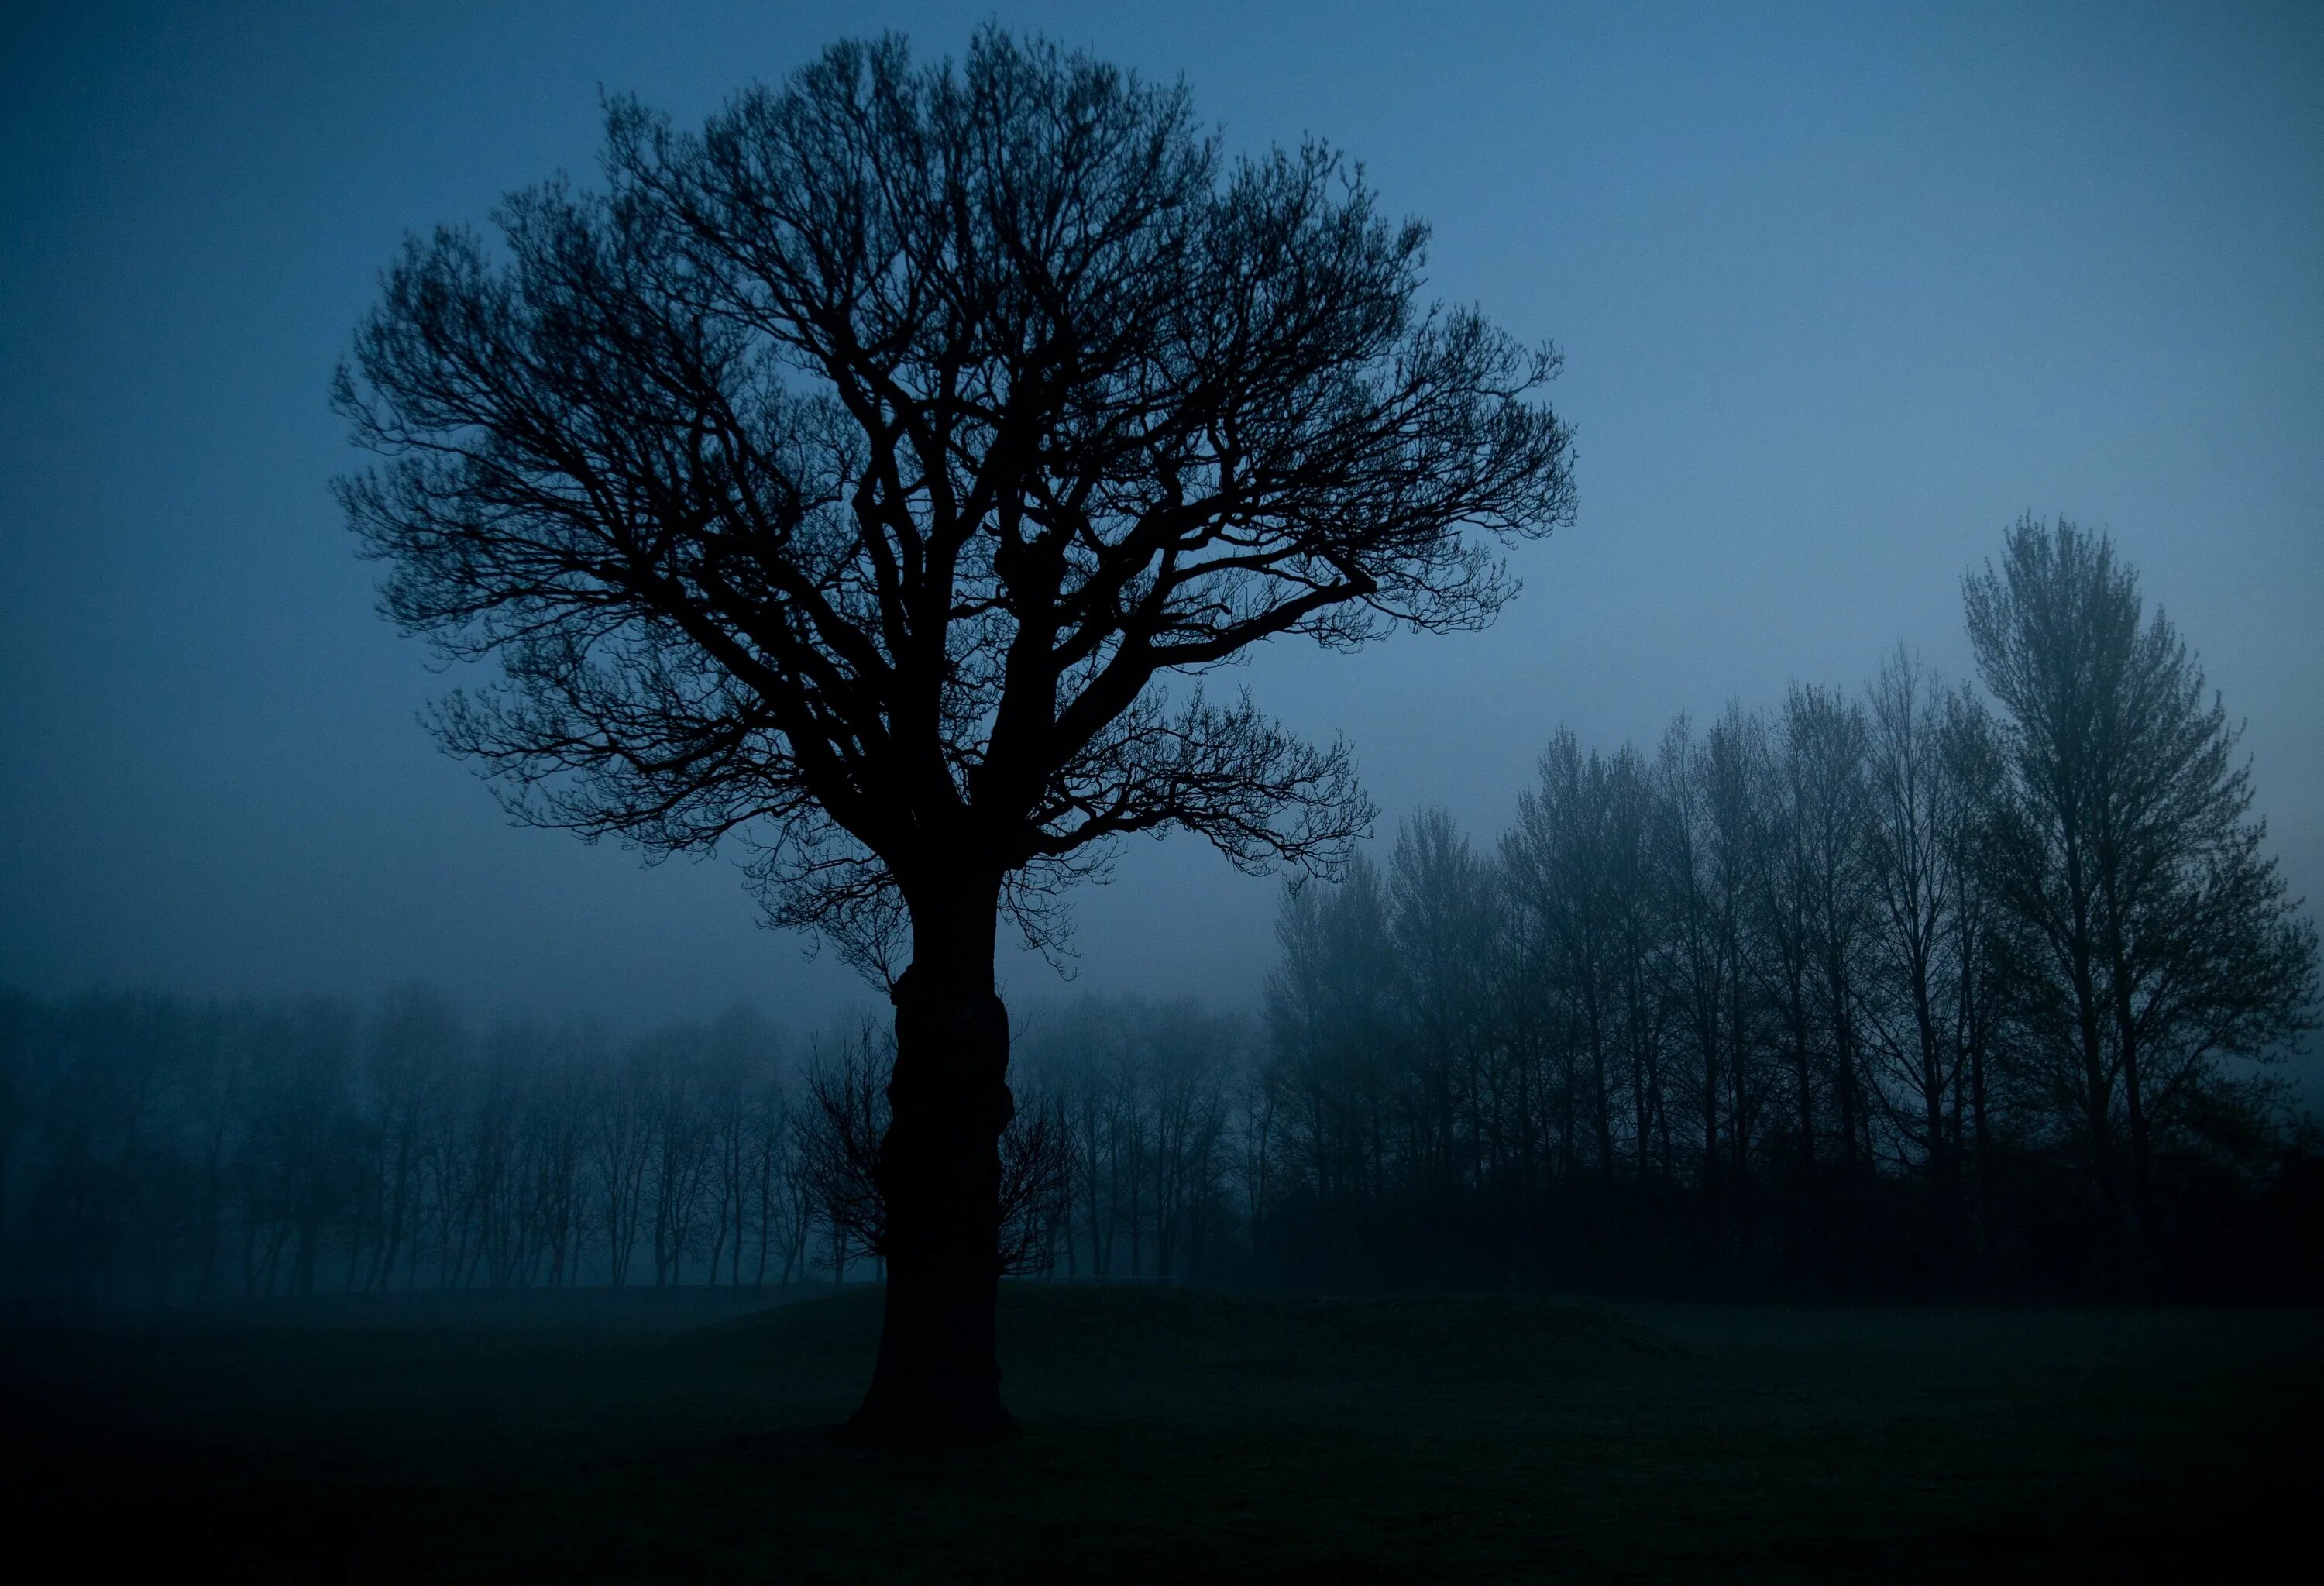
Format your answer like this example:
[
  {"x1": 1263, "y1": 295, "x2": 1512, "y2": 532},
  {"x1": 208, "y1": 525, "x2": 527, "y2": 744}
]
[{"x1": 851, "y1": 883, "x2": 1016, "y2": 1447}]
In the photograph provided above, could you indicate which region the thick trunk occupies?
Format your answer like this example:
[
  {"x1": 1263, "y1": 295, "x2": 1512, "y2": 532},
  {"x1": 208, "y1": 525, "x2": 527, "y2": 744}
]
[{"x1": 851, "y1": 882, "x2": 1016, "y2": 1447}]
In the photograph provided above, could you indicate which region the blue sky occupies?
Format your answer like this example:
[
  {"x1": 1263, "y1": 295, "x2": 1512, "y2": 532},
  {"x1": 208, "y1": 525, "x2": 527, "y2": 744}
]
[{"x1": 2, "y1": 2, "x2": 2318, "y2": 1045}]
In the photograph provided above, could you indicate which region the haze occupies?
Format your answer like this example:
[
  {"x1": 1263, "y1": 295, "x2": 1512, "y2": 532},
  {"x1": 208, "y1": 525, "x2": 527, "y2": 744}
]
[{"x1": 4, "y1": 0, "x2": 2319, "y2": 1053}]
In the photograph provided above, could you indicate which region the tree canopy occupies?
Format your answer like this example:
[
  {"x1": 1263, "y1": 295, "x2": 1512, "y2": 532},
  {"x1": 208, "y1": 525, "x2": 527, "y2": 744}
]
[{"x1": 335, "y1": 29, "x2": 1576, "y2": 978}]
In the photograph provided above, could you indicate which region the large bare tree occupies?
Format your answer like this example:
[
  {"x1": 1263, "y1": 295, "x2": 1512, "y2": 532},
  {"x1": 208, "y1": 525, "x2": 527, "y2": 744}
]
[{"x1": 335, "y1": 30, "x2": 1573, "y2": 1440}]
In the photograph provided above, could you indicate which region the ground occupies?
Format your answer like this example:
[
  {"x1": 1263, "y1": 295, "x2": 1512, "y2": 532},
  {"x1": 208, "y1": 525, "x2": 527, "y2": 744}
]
[{"x1": 2, "y1": 1284, "x2": 2315, "y2": 1581}]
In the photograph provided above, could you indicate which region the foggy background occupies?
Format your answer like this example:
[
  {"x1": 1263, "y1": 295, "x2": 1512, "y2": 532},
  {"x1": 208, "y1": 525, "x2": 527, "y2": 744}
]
[{"x1": 4, "y1": 2, "x2": 2318, "y2": 1072}]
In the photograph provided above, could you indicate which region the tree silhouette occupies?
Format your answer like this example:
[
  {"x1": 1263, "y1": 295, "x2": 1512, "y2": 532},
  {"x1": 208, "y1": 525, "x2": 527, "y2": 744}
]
[
  {"x1": 1963, "y1": 516, "x2": 2319, "y2": 1268},
  {"x1": 335, "y1": 29, "x2": 1573, "y2": 1440}
]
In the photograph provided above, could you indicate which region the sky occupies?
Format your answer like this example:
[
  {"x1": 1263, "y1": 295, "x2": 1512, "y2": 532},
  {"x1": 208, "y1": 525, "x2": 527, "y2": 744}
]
[{"x1": 2, "y1": 1, "x2": 2319, "y2": 1044}]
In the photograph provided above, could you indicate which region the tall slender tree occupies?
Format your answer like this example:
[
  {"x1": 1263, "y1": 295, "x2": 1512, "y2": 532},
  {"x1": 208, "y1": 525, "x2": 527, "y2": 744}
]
[
  {"x1": 1862, "y1": 652, "x2": 1968, "y2": 1259},
  {"x1": 1965, "y1": 517, "x2": 2317, "y2": 1263}
]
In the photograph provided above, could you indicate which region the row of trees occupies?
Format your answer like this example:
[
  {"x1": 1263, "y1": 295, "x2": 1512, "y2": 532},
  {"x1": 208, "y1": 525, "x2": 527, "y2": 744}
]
[
  {"x1": 5, "y1": 523, "x2": 2315, "y2": 1305},
  {"x1": 1026, "y1": 521, "x2": 2318, "y2": 1296},
  {"x1": 0, "y1": 957, "x2": 1253, "y2": 1307},
  {"x1": 0, "y1": 988, "x2": 847, "y2": 1305},
  {"x1": 0, "y1": 972, "x2": 1156, "y2": 1306},
  {"x1": 1243, "y1": 520, "x2": 2317, "y2": 1295}
]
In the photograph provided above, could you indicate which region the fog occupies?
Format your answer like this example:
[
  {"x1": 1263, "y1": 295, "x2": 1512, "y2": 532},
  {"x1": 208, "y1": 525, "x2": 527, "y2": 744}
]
[
  {"x1": 4, "y1": 0, "x2": 2319, "y2": 1057},
  {"x1": 7, "y1": 10, "x2": 2323, "y2": 1575}
]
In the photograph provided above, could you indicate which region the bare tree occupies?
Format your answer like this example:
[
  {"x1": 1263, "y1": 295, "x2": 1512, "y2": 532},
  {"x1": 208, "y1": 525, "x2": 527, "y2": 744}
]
[
  {"x1": 1862, "y1": 652, "x2": 1970, "y2": 1266},
  {"x1": 357, "y1": 986, "x2": 462, "y2": 1290},
  {"x1": 743, "y1": 1068, "x2": 799, "y2": 1288},
  {"x1": 535, "y1": 1020, "x2": 604, "y2": 1288},
  {"x1": 1965, "y1": 516, "x2": 2319, "y2": 1265},
  {"x1": 1508, "y1": 731, "x2": 1622, "y2": 1181},
  {"x1": 1389, "y1": 810, "x2": 1500, "y2": 1204},
  {"x1": 1783, "y1": 685, "x2": 1875, "y2": 1190},
  {"x1": 1655, "y1": 716, "x2": 1729, "y2": 1199},
  {"x1": 1235, "y1": 1061, "x2": 1281, "y2": 1271},
  {"x1": 1266, "y1": 856, "x2": 1397, "y2": 1218},
  {"x1": 638, "y1": 1029, "x2": 711, "y2": 1288},
  {"x1": 996, "y1": 1092, "x2": 1076, "y2": 1277},
  {"x1": 339, "y1": 24, "x2": 1580, "y2": 1432},
  {"x1": 1938, "y1": 687, "x2": 2009, "y2": 1260},
  {"x1": 1035, "y1": 1009, "x2": 1122, "y2": 1278},
  {"x1": 235, "y1": 999, "x2": 361, "y2": 1299},
  {"x1": 335, "y1": 29, "x2": 1573, "y2": 1437},
  {"x1": 1701, "y1": 705, "x2": 1775, "y2": 1211},
  {"x1": 799, "y1": 1022, "x2": 894, "y2": 1275},
  {"x1": 1600, "y1": 751, "x2": 1673, "y2": 1185},
  {"x1": 699, "y1": 1006, "x2": 779, "y2": 1285},
  {"x1": 592, "y1": 1051, "x2": 651, "y2": 1288}
]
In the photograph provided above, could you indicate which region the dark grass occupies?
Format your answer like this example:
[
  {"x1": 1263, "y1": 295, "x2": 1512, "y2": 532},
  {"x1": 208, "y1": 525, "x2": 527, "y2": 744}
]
[{"x1": 2, "y1": 1285, "x2": 2315, "y2": 1581}]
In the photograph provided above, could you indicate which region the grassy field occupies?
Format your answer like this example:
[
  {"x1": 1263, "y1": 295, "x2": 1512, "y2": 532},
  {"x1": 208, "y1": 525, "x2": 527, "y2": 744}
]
[{"x1": 2, "y1": 1284, "x2": 2315, "y2": 1581}]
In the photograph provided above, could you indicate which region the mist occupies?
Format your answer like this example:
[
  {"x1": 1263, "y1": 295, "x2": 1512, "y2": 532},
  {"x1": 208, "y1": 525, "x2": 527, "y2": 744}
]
[
  {"x1": 5, "y1": 2, "x2": 2318, "y2": 1043},
  {"x1": 3, "y1": 3, "x2": 2319, "y2": 1578}
]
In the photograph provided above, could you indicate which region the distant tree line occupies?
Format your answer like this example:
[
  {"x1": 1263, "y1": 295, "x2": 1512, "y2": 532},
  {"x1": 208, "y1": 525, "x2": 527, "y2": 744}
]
[
  {"x1": 3, "y1": 520, "x2": 2315, "y2": 1306},
  {"x1": 1235, "y1": 519, "x2": 2319, "y2": 1298},
  {"x1": 0, "y1": 989, "x2": 820, "y2": 1305}
]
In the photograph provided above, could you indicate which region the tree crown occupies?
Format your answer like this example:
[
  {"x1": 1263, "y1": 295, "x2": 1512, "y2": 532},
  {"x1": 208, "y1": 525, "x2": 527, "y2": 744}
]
[{"x1": 336, "y1": 29, "x2": 1576, "y2": 978}]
